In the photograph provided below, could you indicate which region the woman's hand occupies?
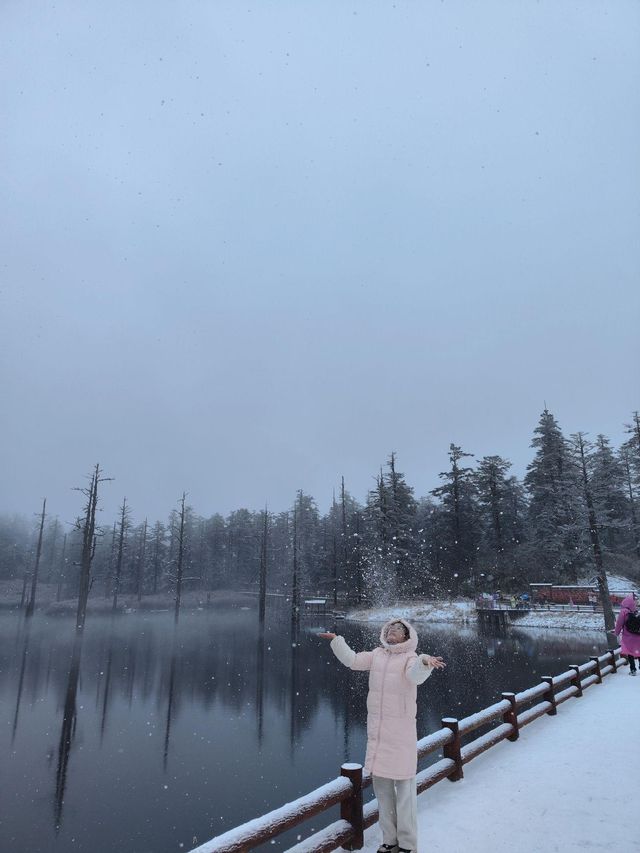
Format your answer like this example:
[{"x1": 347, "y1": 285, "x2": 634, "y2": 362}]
[
  {"x1": 421, "y1": 654, "x2": 446, "y2": 669},
  {"x1": 318, "y1": 632, "x2": 337, "y2": 640}
]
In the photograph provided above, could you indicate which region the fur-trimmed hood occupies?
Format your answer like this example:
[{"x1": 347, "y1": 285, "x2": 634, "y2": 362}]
[{"x1": 379, "y1": 617, "x2": 418, "y2": 654}]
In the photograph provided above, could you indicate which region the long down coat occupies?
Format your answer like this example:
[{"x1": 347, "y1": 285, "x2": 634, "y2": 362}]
[
  {"x1": 330, "y1": 618, "x2": 433, "y2": 780},
  {"x1": 615, "y1": 595, "x2": 640, "y2": 658}
]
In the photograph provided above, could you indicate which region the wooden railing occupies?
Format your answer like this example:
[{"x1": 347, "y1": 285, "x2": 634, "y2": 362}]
[{"x1": 188, "y1": 648, "x2": 628, "y2": 853}]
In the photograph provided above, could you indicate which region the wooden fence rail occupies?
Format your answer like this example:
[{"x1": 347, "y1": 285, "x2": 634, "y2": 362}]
[{"x1": 188, "y1": 647, "x2": 628, "y2": 853}]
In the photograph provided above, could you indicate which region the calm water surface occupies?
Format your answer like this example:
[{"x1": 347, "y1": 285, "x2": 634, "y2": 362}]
[{"x1": 0, "y1": 605, "x2": 610, "y2": 852}]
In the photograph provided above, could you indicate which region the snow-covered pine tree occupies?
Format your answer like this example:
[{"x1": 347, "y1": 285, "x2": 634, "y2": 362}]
[
  {"x1": 474, "y1": 456, "x2": 527, "y2": 589},
  {"x1": 431, "y1": 443, "x2": 478, "y2": 593},
  {"x1": 384, "y1": 452, "x2": 418, "y2": 596},
  {"x1": 362, "y1": 469, "x2": 391, "y2": 603},
  {"x1": 414, "y1": 497, "x2": 443, "y2": 596},
  {"x1": 619, "y1": 446, "x2": 640, "y2": 562},
  {"x1": 523, "y1": 409, "x2": 582, "y2": 583},
  {"x1": 589, "y1": 435, "x2": 630, "y2": 555},
  {"x1": 569, "y1": 432, "x2": 616, "y2": 634}
]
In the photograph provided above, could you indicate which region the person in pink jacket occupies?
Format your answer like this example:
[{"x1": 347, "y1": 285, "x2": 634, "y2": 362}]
[
  {"x1": 614, "y1": 593, "x2": 640, "y2": 676},
  {"x1": 319, "y1": 618, "x2": 445, "y2": 853}
]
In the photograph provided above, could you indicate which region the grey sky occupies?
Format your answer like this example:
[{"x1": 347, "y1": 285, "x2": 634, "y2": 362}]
[{"x1": 2, "y1": 1, "x2": 639, "y2": 527}]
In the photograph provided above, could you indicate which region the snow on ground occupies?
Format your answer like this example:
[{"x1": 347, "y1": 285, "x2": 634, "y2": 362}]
[
  {"x1": 362, "y1": 662, "x2": 636, "y2": 853},
  {"x1": 346, "y1": 591, "x2": 640, "y2": 633},
  {"x1": 347, "y1": 600, "x2": 477, "y2": 626},
  {"x1": 507, "y1": 610, "x2": 608, "y2": 632},
  {"x1": 593, "y1": 573, "x2": 637, "y2": 591}
]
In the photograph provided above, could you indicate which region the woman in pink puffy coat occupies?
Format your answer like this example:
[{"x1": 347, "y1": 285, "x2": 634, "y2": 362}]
[
  {"x1": 614, "y1": 593, "x2": 640, "y2": 676},
  {"x1": 319, "y1": 618, "x2": 445, "y2": 853}
]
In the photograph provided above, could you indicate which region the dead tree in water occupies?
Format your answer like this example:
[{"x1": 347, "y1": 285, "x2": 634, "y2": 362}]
[
  {"x1": 174, "y1": 493, "x2": 187, "y2": 624},
  {"x1": 291, "y1": 498, "x2": 300, "y2": 633},
  {"x1": 75, "y1": 465, "x2": 111, "y2": 634},
  {"x1": 112, "y1": 499, "x2": 130, "y2": 612},
  {"x1": 25, "y1": 498, "x2": 46, "y2": 618},
  {"x1": 331, "y1": 491, "x2": 338, "y2": 607},
  {"x1": 258, "y1": 507, "x2": 268, "y2": 629}
]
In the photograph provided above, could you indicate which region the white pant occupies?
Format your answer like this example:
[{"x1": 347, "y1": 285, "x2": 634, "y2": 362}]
[{"x1": 372, "y1": 775, "x2": 418, "y2": 851}]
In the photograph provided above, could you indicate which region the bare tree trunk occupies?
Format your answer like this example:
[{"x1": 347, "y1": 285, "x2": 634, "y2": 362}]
[
  {"x1": 76, "y1": 465, "x2": 106, "y2": 634},
  {"x1": 174, "y1": 493, "x2": 186, "y2": 624},
  {"x1": 258, "y1": 508, "x2": 268, "y2": 629},
  {"x1": 112, "y1": 499, "x2": 128, "y2": 612},
  {"x1": 26, "y1": 498, "x2": 47, "y2": 618},
  {"x1": 291, "y1": 500, "x2": 299, "y2": 633}
]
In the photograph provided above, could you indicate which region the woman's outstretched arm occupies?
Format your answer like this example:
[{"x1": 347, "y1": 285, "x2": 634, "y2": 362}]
[
  {"x1": 405, "y1": 653, "x2": 446, "y2": 684},
  {"x1": 318, "y1": 633, "x2": 374, "y2": 671}
]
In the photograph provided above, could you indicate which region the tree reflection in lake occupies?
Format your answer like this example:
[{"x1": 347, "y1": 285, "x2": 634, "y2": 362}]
[
  {"x1": 0, "y1": 607, "x2": 610, "y2": 853},
  {"x1": 54, "y1": 637, "x2": 82, "y2": 831}
]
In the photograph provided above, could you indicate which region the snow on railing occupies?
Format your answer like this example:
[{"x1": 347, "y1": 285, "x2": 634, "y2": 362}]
[
  {"x1": 458, "y1": 698, "x2": 511, "y2": 736},
  {"x1": 514, "y1": 682, "x2": 548, "y2": 705},
  {"x1": 187, "y1": 646, "x2": 628, "y2": 853}
]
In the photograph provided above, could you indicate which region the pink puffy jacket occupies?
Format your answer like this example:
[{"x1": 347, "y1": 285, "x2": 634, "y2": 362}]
[
  {"x1": 615, "y1": 595, "x2": 640, "y2": 657},
  {"x1": 330, "y1": 618, "x2": 433, "y2": 779}
]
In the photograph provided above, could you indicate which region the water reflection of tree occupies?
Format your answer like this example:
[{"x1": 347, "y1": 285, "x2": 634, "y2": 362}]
[
  {"x1": 2, "y1": 612, "x2": 609, "y2": 790},
  {"x1": 11, "y1": 619, "x2": 33, "y2": 742},
  {"x1": 163, "y1": 650, "x2": 177, "y2": 771},
  {"x1": 54, "y1": 637, "x2": 82, "y2": 831}
]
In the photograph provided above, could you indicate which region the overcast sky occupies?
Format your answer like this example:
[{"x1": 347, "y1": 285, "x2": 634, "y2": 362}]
[{"x1": 1, "y1": 0, "x2": 639, "y2": 528}]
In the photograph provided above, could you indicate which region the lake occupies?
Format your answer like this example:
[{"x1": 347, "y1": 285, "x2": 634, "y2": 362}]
[{"x1": 0, "y1": 605, "x2": 610, "y2": 852}]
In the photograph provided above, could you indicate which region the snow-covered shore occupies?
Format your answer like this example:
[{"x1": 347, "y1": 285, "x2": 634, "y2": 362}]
[{"x1": 346, "y1": 600, "x2": 615, "y2": 633}]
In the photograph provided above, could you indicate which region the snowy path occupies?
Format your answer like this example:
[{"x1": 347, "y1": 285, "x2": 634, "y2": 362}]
[{"x1": 362, "y1": 666, "x2": 637, "y2": 853}]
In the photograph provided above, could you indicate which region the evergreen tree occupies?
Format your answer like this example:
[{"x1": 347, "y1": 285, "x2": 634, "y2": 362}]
[
  {"x1": 619, "y1": 446, "x2": 640, "y2": 563},
  {"x1": 589, "y1": 435, "x2": 629, "y2": 553},
  {"x1": 385, "y1": 453, "x2": 418, "y2": 594},
  {"x1": 569, "y1": 432, "x2": 616, "y2": 633},
  {"x1": 431, "y1": 443, "x2": 478, "y2": 592},
  {"x1": 362, "y1": 454, "x2": 417, "y2": 600},
  {"x1": 524, "y1": 410, "x2": 581, "y2": 582},
  {"x1": 474, "y1": 456, "x2": 526, "y2": 588},
  {"x1": 293, "y1": 491, "x2": 320, "y2": 589},
  {"x1": 150, "y1": 521, "x2": 168, "y2": 594}
]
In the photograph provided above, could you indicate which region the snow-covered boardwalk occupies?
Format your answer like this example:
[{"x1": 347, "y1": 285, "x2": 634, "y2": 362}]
[{"x1": 363, "y1": 665, "x2": 636, "y2": 853}]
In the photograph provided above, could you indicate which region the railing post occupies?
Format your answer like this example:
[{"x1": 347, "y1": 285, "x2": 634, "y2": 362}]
[
  {"x1": 608, "y1": 649, "x2": 618, "y2": 673},
  {"x1": 501, "y1": 692, "x2": 519, "y2": 741},
  {"x1": 570, "y1": 665, "x2": 583, "y2": 697},
  {"x1": 589, "y1": 656, "x2": 602, "y2": 684},
  {"x1": 442, "y1": 718, "x2": 463, "y2": 781},
  {"x1": 541, "y1": 677, "x2": 557, "y2": 715},
  {"x1": 340, "y1": 763, "x2": 363, "y2": 850}
]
